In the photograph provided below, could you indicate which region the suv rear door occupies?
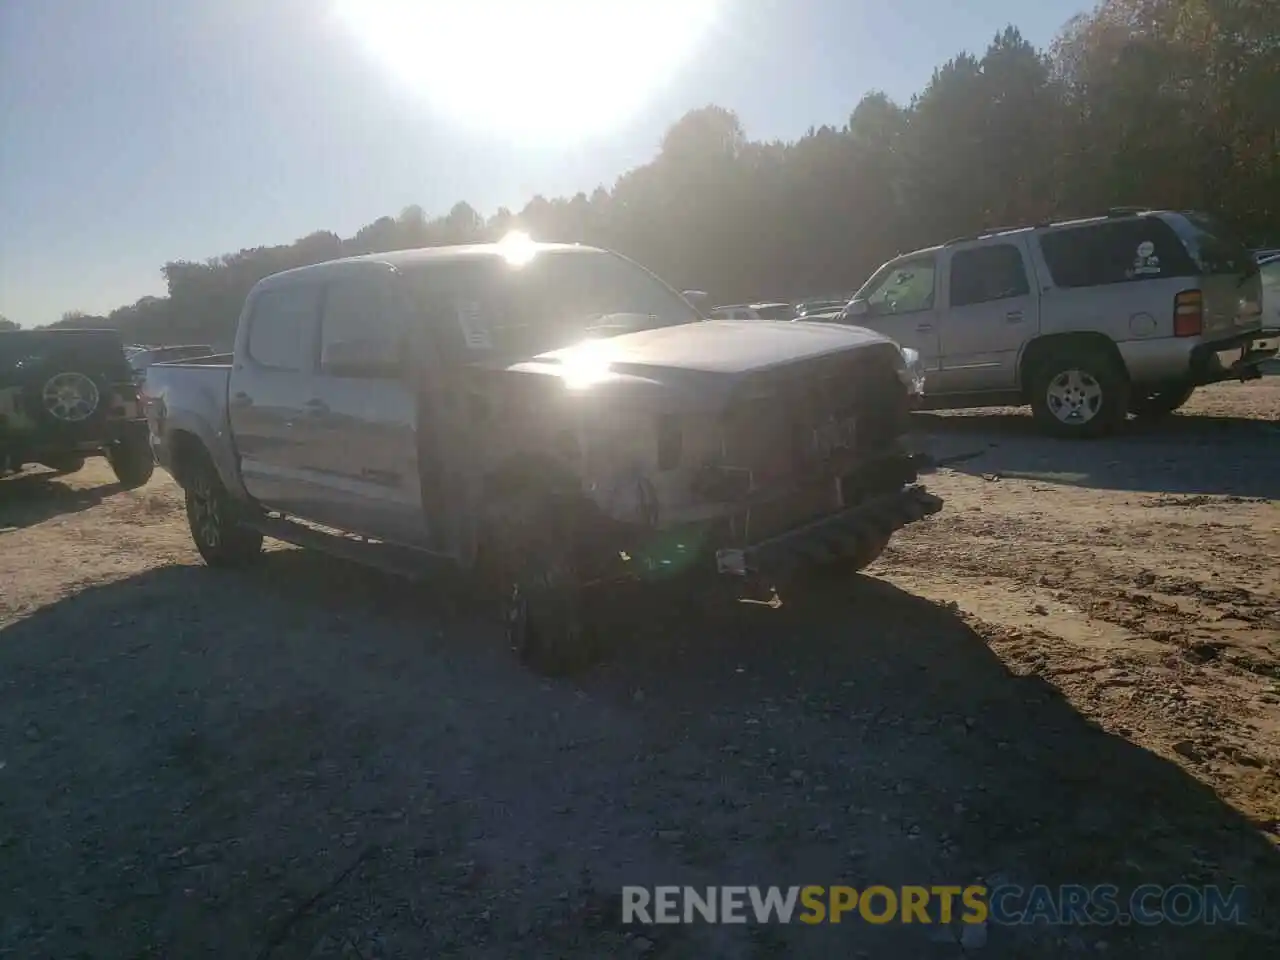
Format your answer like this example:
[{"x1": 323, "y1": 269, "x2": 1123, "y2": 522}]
[
  {"x1": 1167, "y1": 212, "x2": 1264, "y2": 340},
  {"x1": 934, "y1": 237, "x2": 1039, "y2": 393}
]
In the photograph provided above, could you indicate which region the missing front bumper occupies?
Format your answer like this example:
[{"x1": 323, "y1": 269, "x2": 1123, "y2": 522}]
[{"x1": 715, "y1": 483, "x2": 943, "y2": 577}]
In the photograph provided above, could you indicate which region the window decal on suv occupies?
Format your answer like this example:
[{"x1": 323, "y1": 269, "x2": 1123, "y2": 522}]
[{"x1": 1130, "y1": 240, "x2": 1162, "y2": 278}]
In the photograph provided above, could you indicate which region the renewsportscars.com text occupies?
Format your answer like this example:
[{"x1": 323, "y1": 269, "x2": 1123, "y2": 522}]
[{"x1": 621, "y1": 884, "x2": 1246, "y2": 926}]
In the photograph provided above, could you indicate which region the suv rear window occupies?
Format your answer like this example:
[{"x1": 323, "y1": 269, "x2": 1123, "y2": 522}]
[
  {"x1": 1037, "y1": 217, "x2": 1197, "y2": 289},
  {"x1": 1176, "y1": 213, "x2": 1256, "y2": 277}
]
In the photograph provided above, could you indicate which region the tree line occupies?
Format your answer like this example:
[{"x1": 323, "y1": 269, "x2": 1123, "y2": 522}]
[{"x1": 34, "y1": 0, "x2": 1280, "y2": 345}]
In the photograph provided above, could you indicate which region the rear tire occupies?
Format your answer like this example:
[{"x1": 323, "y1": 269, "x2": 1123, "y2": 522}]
[
  {"x1": 107, "y1": 432, "x2": 155, "y2": 489},
  {"x1": 184, "y1": 453, "x2": 263, "y2": 568},
  {"x1": 1130, "y1": 383, "x2": 1195, "y2": 419},
  {"x1": 1029, "y1": 349, "x2": 1129, "y2": 439}
]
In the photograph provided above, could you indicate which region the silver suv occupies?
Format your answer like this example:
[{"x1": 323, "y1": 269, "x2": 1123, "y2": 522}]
[{"x1": 838, "y1": 209, "x2": 1274, "y2": 437}]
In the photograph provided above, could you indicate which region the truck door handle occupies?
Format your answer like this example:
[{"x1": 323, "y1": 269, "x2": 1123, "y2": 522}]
[
  {"x1": 231, "y1": 391, "x2": 252, "y2": 407},
  {"x1": 916, "y1": 323, "x2": 934, "y2": 333},
  {"x1": 305, "y1": 399, "x2": 330, "y2": 416},
  {"x1": 1005, "y1": 311, "x2": 1024, "y2": 323}
]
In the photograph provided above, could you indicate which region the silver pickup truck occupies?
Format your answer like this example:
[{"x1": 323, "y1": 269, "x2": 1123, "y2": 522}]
[{"x1": 144, "y1": 239, "x2": 940, "y2": 672}]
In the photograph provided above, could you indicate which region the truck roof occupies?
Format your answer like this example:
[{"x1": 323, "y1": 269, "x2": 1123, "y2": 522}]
[{"x1": 255, "y1": 241, "x2": 597, "y2": 289}]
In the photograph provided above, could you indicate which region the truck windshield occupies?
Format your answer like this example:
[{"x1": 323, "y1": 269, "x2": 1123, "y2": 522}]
[{"x1": 406, "y1": 249, "x2": 702, "y2": 357}]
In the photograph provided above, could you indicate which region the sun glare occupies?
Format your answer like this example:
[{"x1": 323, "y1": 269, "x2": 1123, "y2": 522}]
[
  {"x1": 331, "y1": 0, "x2": 722, "y2": 140},
  {"x1": 497, "y1": 229, "x2": 537, "y2": 265}
]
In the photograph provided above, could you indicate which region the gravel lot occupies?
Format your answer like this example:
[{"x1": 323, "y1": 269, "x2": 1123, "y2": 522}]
[{"x1": 2, "y1": 380, "x2": 1278, "y2": 959}]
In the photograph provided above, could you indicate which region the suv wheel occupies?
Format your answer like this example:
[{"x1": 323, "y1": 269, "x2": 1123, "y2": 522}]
[
  {"x1": 1030, "y1": 350, "x2": 1129, "y2": 439},
  {"x1": 1131, "y1": 383, "x2": 1195, "y2": 420},
  {"x1": 185, "y1": 454, "x2": 263, "y2": 567},
  {"x1": 106, "y1": 432, "x2": 155, "y2": 489}
]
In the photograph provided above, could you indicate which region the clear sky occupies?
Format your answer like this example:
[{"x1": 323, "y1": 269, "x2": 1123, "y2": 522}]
[{"x1": 0, "y1": 0, "x2": 1089, "y2": 327}]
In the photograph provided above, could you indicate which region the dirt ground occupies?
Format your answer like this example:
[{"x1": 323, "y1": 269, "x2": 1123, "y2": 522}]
[{"x1": 1, "y1": 380, "x2": 1277, "y2": 959}]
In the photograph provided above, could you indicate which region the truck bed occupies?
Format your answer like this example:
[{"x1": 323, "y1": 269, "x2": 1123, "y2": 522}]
[{"x1": 142, "y1": 358, "x2": 233, "y2": 454}]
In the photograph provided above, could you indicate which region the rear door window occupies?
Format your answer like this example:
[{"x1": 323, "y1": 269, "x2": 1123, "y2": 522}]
[
  {"x1": 246, "y1": 284, "x2": 321, "y2": 371},
  {"x1": 1037, "y1": 218, "x2": 1197, "y2": 289},
  {"x1": 948, "y1": 244, "x2": 1031, "y2": 307},
  {"x1": 319, "y1": 276, "x2": 405, "y2": 378}
]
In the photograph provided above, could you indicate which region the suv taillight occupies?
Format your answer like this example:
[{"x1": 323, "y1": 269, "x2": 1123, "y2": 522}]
[{"x1": 1174, "y1": 290, "x2": 1203, "y2": 337}]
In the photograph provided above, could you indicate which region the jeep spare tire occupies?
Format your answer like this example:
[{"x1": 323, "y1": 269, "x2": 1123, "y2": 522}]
[{"x1": 25, "y1": 365, "x2": 107, "y2": 430}]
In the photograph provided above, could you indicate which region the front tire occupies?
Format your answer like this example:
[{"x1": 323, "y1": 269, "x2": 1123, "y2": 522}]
[
  {"x1": 107, "y1": 432, "x2": 155, "y2": 489},
  {"x1": 184, "y1": 455, "x2": 263, "y2": 568},
  {"x1": 491, "y1": 497, "x2": 598, "y2": 676},
  {"x1": 1130, "y1": 382, "x2": 1195, "y2": 420},
  {"x1": 1029, "y1": 349, "x2": 1129, "y2": 439}
]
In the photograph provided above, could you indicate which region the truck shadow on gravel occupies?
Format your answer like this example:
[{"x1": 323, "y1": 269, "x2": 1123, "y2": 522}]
[
  {"x1": 912, "y1": 412, "x2": 1280, "y2": 499},
  {"x1": 1, "y1": 553, "x2": 1278, "y2": 958},
  {"x1": 0, "y1": 470, "x2": 122, "y2": 532}
]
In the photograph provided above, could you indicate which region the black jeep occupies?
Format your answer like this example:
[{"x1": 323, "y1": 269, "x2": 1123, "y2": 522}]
[{"x1": 0, "y1": 329, "x2": 155, "y2": 487}]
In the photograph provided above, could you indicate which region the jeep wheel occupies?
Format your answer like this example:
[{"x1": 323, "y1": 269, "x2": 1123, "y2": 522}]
[
  {"x1": 39, "y1": 455, "x2": 86, "y2": 476},
  {"x1": 185, "y1": 455, "x2": 263, "y2": 568},
  {"x1": 1130, "y1": 383, "x2": 1195, "y2": 420},
  {"x1": 1029, "y1": 350, "x2": 1129, "y2": 439},
  {"x1": 106, "y1": 433, "x2": 154, "y2": 489}
]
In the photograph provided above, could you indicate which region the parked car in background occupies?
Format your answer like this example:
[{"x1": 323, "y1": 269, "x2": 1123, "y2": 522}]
[
  {"x1": 0, "y1": 328, "x2": 155, "y2": 485},
  {"x1": 710, "y1": 302, "x2": 795, "y2": 322},
  {"x1": 145, "y1": 238, "x2": 938, "y2": 673},
  {"x1": 831, "y1": 208, "x2": 1274, "y2": 437},
  {"x1": 127, "y1": 344, "x2": 216, "y2": 383}
]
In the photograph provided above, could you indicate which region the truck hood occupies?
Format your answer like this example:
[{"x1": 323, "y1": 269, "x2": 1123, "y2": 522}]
[{"x1": 495, "y1": 319, "x2": 898, "y2": 390}]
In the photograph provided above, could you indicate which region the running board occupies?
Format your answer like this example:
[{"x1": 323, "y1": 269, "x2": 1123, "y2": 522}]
[{"x1": 247, "y1": 515, "x2": 454, "y2": 582}]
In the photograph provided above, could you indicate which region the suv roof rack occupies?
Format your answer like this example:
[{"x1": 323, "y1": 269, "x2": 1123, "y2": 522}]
[
  {"x1": 941, "y1": 221, "x2": 1048, "y2": 246},
  {"x1": 937, "y1": 207, "x2": 1160, "y2": 248}
]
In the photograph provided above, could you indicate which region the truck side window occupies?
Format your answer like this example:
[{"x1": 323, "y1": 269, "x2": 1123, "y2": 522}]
[
  {"x1": 247, "y1": 284, "x2": 321, "y2": 371},
  {"x1": 949, "y1": 244, "x2": 1030, "y2": 308},
  {"x1": 864, "y1": 258, "x2": 936, "y2": 316},
  {"x1": 320, "y1": 277, "x2": 405, "y2": 379}
]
